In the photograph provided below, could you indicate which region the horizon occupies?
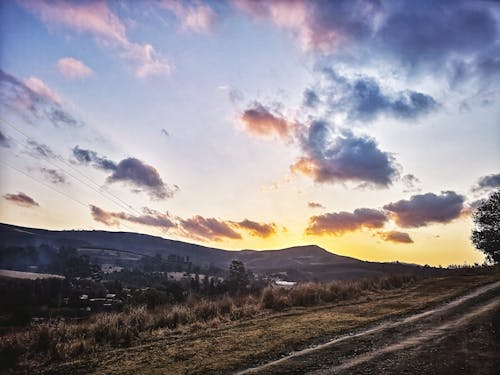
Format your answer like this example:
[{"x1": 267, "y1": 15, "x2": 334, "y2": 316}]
[{"x1": 1, "y1": 1, "x2": 500, "y2": 267}]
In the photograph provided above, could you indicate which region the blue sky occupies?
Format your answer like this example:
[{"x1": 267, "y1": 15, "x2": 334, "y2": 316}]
[{"x1": 1, "y1": 0, "x2": 499, "y2": 266}]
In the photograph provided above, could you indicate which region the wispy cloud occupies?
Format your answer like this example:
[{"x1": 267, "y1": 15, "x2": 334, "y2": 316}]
[
  {"x1": 57, "y1": 57, "x2": 94, "y2": 79},
  {"x1": 159, "y1": 0, "x2": 217, "y2": 33},
  {"x1": 39, "y1": 168, "x2": 67, "y2": 185},
  {"x1": 308, "y1": 201, "x2": 325, "y2": 209},
  {"x1": 19, "y1": 0, "x2": 170, "y2": 78},
  {"x1": 3, "y1": 192, "x2": 39, "y2": 208},
  {"x1": 0, "y1": 70, "x2": 82, "y2": 127}
]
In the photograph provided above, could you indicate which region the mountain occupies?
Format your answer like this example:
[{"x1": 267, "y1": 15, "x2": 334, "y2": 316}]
[{"x1": 0, "y1": 223, "x2": 430, "y2": 281}]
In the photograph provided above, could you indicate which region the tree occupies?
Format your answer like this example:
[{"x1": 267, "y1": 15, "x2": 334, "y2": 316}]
[
  {"x1": 472, "y1": 189, "x2": 500, "y2": 264},
  {"x1": 226, "y1": 260, "x2": 249, "y2": 293}
]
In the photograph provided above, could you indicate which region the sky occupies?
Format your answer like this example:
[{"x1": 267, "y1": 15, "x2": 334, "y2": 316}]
[{"x1": 1, "y1": 0, "x2": 499, "y2": 267}]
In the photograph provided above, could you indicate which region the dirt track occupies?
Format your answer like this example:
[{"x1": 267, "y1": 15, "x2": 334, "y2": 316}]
[{"x1": 239, "y1": 281, "x2": 500, "y2": 375}]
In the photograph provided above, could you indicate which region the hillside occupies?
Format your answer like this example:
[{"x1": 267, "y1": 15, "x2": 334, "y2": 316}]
[{"x1": 0, "y1": 223, "x2": 430, "y2": 280}]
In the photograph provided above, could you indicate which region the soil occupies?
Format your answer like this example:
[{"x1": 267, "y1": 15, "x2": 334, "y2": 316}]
[{"x1": 238, "y1": 281, "x2": 500, "y2": 375}]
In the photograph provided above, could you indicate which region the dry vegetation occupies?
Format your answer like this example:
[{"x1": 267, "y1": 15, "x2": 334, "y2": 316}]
[{"x1": 1, "y1": 272, "x2": 498, "y2": 374}]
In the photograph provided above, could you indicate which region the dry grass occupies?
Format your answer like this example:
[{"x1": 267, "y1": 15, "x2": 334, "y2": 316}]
[{"x1": 1, "y1": 273, "x2": 499, "y2": 374}]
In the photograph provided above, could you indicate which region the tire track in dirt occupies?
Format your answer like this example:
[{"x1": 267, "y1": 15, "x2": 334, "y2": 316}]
[{"x1": 237, "y1": 280, "x2": 500, "y2": 375}]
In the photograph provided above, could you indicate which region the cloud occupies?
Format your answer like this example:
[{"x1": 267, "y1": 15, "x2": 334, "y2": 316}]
[
  {"x1": 107, "y1": 158, "x2": 176, "y2": 200},
  {"x1": 23, "y1": 77, "x2": 61, "y2": 103},
  {"x1": 311, "y1": 68, "x2": 438, "y2": 122},
  {"x1": 472, "y1": 173, "x2": 500, "y2": 193},
  {"x1": 57, "y1": 57, "x2": 94, "y2": 79},
  {"x1": 292, "y1": 122, "x2": 398, "y2": 187},
  {"x1": 26, "y1": 139, "x2": 57, "y2": 159},
  {"x1": 303, "y1": 88, "x2": 320, "y2": 108},
  {"x1": 72, "y1": 146, "x2": 116, "y2": 171},
  {"x1": 90, "y1": 205, "x2": 176, "y2": 230},
  {"x1": 377, "y1": 2, "x2": 499, "y2": 75},
  {"x1": 241, "y1": 102, "x2": 295, "y2": 141},
  {"x1": 160, "y1": 0, "x2": 217, "y2": 33},
  {"x1": 232, "y1": 219, "x2": 278, "y2": 238},
  {"x1": 234, "y1": 0, "x2": 380, "y2": 51},
  {"x1": 235, "y1": 1, "x2": 500, "y2": 82},
  {"x1": 73, "y1": 146, "x2": 177, "y2": 200},
  {"x1": 19, "y1": 0, "x2": 170, "y2": 78},
  {"x1": 40, "y1": 168, "x2": 67, "y2": 184},
  {"x1": 402, "y1": 174, "x2": 421, "y2": 192},
  {"x1": 0, "y1": 131, "x2": 10, "y2": 148},
  {"x1": 308, "y1": 201, "x2": 325, "y2": 209},
  {"x1": 306, "y1": 208, "x2": 388, "y2": 236},
  {"x1": 384, "y1": 191, "x2": 465, "y2": 228},
  {"x1": 179, "y1": 215, "x2": 242, "y2": 242},
  {"x1": 377, "y1": 230, "x2": 414, "y2": 244},
  {"x1": 0, "y1": 69, "x2": 82, "y2": 127},
  {"x1": 3, "y1": 192, "x2": 39, "y2": 208},
  {"x1": 161, "y1": 128, "x2": 170, "y2": 137}
]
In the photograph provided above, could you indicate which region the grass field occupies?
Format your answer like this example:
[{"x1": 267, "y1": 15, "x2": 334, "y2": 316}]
[{"x1": 2, "y1": 272, "x2": 499, "y2": 374}]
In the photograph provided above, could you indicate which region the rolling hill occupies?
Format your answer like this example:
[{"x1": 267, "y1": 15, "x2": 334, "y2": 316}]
[{"x1": 0, "y1": 222, "x2": 432, "y2": 280}]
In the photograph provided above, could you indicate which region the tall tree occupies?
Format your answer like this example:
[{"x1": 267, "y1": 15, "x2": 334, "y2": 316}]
[{"x1": 472, "y1": 189, "x2": 500, "y2": 264}]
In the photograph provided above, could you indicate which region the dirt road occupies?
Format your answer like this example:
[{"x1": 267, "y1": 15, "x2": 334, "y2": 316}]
[{"x1": 239, "y1": 281, "x2": 500, "y2": 375}]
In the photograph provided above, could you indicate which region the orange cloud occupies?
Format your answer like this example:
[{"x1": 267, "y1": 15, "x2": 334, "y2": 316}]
[
  {"x1": 377, "y1": 231, "x2": 414, "y2": 244},
  {"x1": 241, "y1": 102, "x2": 295, "y2": 141},
  {"x1": 306, "y1": 208, "x2": 388, "y2": 236}
]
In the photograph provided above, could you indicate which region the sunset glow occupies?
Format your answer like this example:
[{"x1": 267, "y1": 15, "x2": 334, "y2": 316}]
[{"x1": 1, "y1": 0, "x2": 499, "y2": 266}]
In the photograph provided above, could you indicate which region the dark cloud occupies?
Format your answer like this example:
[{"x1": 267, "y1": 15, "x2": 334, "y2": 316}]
[
  {"x1": 237, "y1": 1, "x2": 500, "y2": 82},
  {"x1": 90, "y1": 205, "x2": 176, "y2": 230},
  {"x1": 232, "y1": 219, "x2": 278, "y2": 238},
  {"x1": 40, "y1": 168, "x2": 67, "y2": 184},
  {"x1": 377, "y1": 2, "x2": 499, "y2": 75},
  {"x1": 0, "y1": 130, "x2": 10, "y2": 148},
  {"x1": 303, "y1": 89, "x2": 320, "y2": 108},
  {"x1": 107, "y1": 158, "x2": 176, "y2": 200},
  {"x1": 384, "y1": 191, "x2": 465, "y2": 228},
  {"x1": 292, "y1": 121, "x2": 398, "y2": 187},
  {"x1": 377, "y1": 230, "x2": 414, "y2": 244},
  {"x1": 161, "y1": 128, "x2": 170, "y2": 137},
  {"x1": 72, "y1": 146, "x2": 116, "y2": 171},
  {"x1": 27, "y1": 139, "x2": 57, "y2": 159},
  {"x1": 0, "y1": 69, "x2": 83, "y2": 127},
  {"x1": 308, "y1": 201, "x2": 325, "y2": 209},
  {"x1": 472, "y1": 173, "x2": 500, "y2": 193},
  {"x1": 306, "y1": 208, "x2": 388, "y2": 236},
  {"x1": 241, "y1": 102, "x2": 295, "y2": 141},
  {"x1": 179, "y1": 215, "x2": 242, "y2": 242},
  {"x1": 3, "y1": 192, "x2": 39, "y2": 208},
  {"x1": 311, "y1": 68, "x2": 437, "y2": 121},
  {"x1": 73, "y1": 147, "x2": 176, "y2": 200}
]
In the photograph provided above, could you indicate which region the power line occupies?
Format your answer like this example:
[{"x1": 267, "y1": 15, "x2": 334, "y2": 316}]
[
  {"x1": 0, "y1": 118, "x2": 169, "y2": 237},
  {"x1": 1, "y1": 118, "x2": 143, "y2": 216},
  {"x1": 0, "y1": 160, "x2": 138, "y2": 233}
]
